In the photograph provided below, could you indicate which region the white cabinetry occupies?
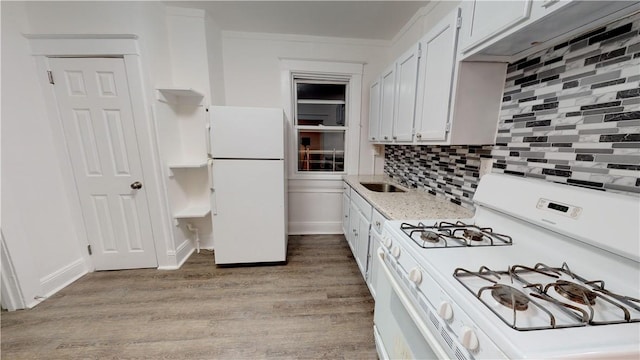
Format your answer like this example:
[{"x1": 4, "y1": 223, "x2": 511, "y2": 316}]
[
  {"x1": 372, "y1": 46, "x2": 420, "y2": 144},
  {"x1": 458, "y1": 0, "x2": 532, "y2": 55},
  {"x1": 459, "y1": 1, "x2": 640, "y2": 59},
  {"x1": 155, "y1": 88, "x2": 211, "y2": 221},
  {"x1": 342, "y1": 184, "x2": 351, "y2": 236},
  {"x1": 392, "y1": 45, "x2": 420, "y2": 143},
  {"x1": 368, "y1": 78, "x2": 381, "y2": 142},
  {"x1": 378, "y1": 65, "x2": 395, "y2": 143},
  {"x1": 368, "y1": 7, "x2": 507, "y2": 146},
  {"x1": 342, "y1": 182, "x2": 387, "y2": 292},
  {"x1": 366, "y1": 208, "x2": 386, "y2": 299},
  {"x1": 414, "y1": 10, "x2": 459, "y2": 142}
]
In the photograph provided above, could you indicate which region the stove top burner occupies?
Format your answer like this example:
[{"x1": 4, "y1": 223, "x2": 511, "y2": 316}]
[
  {"x1": 462, "y1": 229, "x2": 485, "y2": 242},
  {"x1": 454, "y1": 262, "x2": 640, "y2": 331},
  {"x1": 420, "y1": 231, "x2": 441, "y2": 243},
  {"x1": 491, "y1": 285, "x2": 530, "y2": 311},
  {"x1": 553, "y1": 280, "x2": 597, "y2": 306},
  {"x1": 399, "y1": 221, "x2": 513, "y2": 249}
]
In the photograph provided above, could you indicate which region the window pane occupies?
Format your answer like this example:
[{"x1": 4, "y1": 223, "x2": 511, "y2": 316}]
[
  {"x1": 297, "y1": 103, "x2": 345, "y2": 126},
  {"x1": 297, "y1": 83, "x2": 345, "y2": 101},
  {"x1": 298, "y1": 131, "x2": 345, "y2": 172}
]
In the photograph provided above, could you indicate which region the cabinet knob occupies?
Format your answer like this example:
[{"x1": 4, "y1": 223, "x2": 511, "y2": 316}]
[
  {"x1": 416, "y1": 133, "x2": 422, "y2": 139},
  {"x1": 384, "y1": 136, "x2": 388, "y2": 140},
  {"x1": 371, "y1": 137, "x2": 376, "y2": 140},
  {"x1": 375, "y1": 221, "x2": 381, "y2": 227},
  {"x1": 392, "y1": 136, "x2": 397, "y2": 140}
]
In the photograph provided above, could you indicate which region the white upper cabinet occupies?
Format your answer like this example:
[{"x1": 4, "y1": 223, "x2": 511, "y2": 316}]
[
  {"x1": 459, "y1": 1, "x2": 640, "y2": 59},
  {"x1": 392, "y1": 44, "x2": 420, "y2": 143},
  {"x1": 378, "y1": 64, "x2": 396, "y2": 143},
  {"x1": 414, "y1": 9, "x2": 459, "y2": 142},
  {"x1": 368, "y1": 78, "x2": 381, "y2": 142},
  {"x1": 458, "y1": 0, "x2": 532, "y2": 55}
]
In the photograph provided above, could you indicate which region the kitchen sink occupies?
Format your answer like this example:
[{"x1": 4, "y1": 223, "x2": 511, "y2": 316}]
[{"x1": 360, "y1": 182, "x2": 406, "y2": 193}]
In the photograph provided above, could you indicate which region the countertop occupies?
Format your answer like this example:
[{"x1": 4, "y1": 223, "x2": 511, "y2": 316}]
[{"x1": 343, "y1": 175, "x2": 474, "y2": 220}]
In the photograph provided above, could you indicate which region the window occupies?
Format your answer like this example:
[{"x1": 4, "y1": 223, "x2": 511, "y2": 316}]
[{"x1": 294, "y1": 80, "x2": 347, "y2": 172}]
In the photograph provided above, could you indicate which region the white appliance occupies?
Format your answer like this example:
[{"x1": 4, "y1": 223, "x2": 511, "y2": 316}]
[
  {"x1": 209, "y1": 106, "x2": 287, "y2": 265},
  {"x1": 374, "y1": 173, "x2": 639, "y2": 359}
]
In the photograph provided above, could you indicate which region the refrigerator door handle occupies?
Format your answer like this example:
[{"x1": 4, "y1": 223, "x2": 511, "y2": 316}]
[{"x1": 211, "y1": 188, "x2": 218, "y2": 216}]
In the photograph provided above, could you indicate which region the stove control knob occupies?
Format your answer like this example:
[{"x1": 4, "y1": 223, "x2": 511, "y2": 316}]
[
  {"x1": 383, "y1": 237, "x2": 392, "y2": 249},
  {"x1": 460, "y1": 326, "x2": 479, "y2": 351},
  {"x1": 391, "y1": 246, "x2": 401, "y2": 259},
  {"x1": 438, "y1": 301, "x2": 453, "y2": 321},
  {"x1": 408, "y1": 268, "x2": 422, "y2": 285}
]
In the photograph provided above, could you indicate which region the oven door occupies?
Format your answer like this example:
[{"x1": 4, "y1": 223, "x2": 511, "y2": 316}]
[{"x1": 373, "y1": 249, "x2": 449, "y2": 359}]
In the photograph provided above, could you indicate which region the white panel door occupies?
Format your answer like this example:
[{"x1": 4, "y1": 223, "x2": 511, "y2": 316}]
[
  {"x1": 211, "y1": 159, "x2": 286, "y2": 264},
  {"x1": 49, "y1": 57, "x2": 157, "y2": 270},
  {"x1": 210, "y1": 106, "x2": 284, "y2": 159},
  {"x1": 415, "y1": 9, "x2": 460, "y2": 142},
  {"x1": 392, "y1": 44, "x2": 420, "y2": 142}
]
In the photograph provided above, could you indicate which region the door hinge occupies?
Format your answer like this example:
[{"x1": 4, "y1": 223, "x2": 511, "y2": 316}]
[
  {"x1": 87, "y1": 245, "x2": 92, "y2": 255},
  {"x1": 446, "y1": 122, "x2": 452, "y2": 131},
  {"x1": 456, "y1": 16, "x2": 462, "y2": 29},
  {"x1": 47, "y1": 70, "x2": 54, "y2": 84},
  {"x1": 417, "y1": 43, "x2": 422, "y2": 58}
]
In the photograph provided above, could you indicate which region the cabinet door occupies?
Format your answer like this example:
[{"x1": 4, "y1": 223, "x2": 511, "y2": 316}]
[
  {"x1": 342, "y1": 193, "x2": 350, "y2": 236},
  {"x1": 415, "y1": 8, "x2": 460, "y2": 142},
  {"x1": 392, "y1": 44, "x2": 420, "y2": 143},
  {"x1": 348, "y1": 202, "x2": 358, "y2": 252},
  {"x1": 379, "y1": 64, "x2": 396, "y2": 142},
  {"x1": 367, "y1": 230, "x2": 382, "y2": 299},
  {"x1": 368, "y1": 78, "x2": 381, "y2": 142},
  {"x1": 460, "y1": 0, "x2": 532, "y2": 53},
  {"x1": 355, "y1": 210, "x2": 370, "y2": 277}
]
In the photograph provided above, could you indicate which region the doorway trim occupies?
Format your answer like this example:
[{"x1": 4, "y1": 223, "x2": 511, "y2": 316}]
[{"x1": 27, "y1": 34, "x2": 175, "y2": 270}]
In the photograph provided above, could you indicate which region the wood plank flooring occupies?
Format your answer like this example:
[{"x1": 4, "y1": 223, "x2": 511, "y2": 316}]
[{"x1": 1, "y1": 235, "x2": 376, "y2": 359}]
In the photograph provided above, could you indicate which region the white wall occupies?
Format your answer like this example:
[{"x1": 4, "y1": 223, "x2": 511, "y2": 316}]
[{"x1": 1, "y1": 1, "x2": 178, "y2": 308}]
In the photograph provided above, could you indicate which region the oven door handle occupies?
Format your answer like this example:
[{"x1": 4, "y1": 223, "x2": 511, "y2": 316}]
[{"x1": 377, "y1": 249, "x2": 449, "y2": 359}]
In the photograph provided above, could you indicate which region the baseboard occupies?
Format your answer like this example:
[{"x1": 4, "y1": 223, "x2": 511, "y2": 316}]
[
  {"x1": 158, "y1": 239, "x2": 195, "y2": 270},
  {"x1": 288, "y1": 221, "x2": 342, "y2": 235},
  {"x1": 39, "y1": 257, "x2": 88, "y2": 299}
]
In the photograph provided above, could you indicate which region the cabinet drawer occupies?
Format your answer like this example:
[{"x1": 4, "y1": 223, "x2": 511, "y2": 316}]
[
  {"x1": 351, "y1": 190, "x2": 372, "y2": 221},
  {"x1": 343, "y1": 181, "x2": 351, "y2": 198},
  {"x1": 371, "y1": 209, "x2": 386, "y2": 234}
]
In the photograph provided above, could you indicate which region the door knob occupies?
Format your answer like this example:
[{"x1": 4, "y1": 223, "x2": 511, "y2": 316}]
[{"x1": 130, "y1": 181, "x2": 143, "y2": 190}]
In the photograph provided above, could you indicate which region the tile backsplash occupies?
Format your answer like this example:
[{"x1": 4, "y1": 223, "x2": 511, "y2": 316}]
[
  {"x1": 494, "y1": 12, "x2": 640, "y2": 194},
  {"x1": 384, "y1": 145, "x2": 492, "y2": 210},
  {"x1": 384, "y1": 12, "x2": 640, "y2": 207}
]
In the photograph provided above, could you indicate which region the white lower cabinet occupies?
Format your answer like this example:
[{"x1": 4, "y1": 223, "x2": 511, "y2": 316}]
[
  {"x1": 342, "y1": 192, "x2": 350, "y2": 236},
  {"x1": 367, "y1": 227, "x2": 382, "y2": 299},
  {"x1": 343, "y1": 183, "x2": 386, "y2": 296}
]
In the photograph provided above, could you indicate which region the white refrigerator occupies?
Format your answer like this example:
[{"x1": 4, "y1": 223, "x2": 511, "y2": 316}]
[{"x1": 209, "y1": 106, "x2": 287, "y2": 265}]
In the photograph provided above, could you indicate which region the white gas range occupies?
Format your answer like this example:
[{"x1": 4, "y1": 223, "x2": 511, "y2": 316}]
[{"x1": 373, "y1": 173, "x2": 639, "y2": 359}]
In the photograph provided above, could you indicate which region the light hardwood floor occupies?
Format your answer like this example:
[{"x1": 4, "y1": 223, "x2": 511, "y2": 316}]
[{"x1": 1, "y1": 235, "x2": 377, "y2": 359}]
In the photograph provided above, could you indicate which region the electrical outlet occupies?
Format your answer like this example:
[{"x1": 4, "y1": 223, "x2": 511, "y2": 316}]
[{"x1": 479, "y1": 158, "x2": 494, "y2": 178}]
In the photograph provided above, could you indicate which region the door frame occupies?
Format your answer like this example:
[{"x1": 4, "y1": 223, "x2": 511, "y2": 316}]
[{"x1": 27, "y1": 35, "x2": 174, "y2": 270}]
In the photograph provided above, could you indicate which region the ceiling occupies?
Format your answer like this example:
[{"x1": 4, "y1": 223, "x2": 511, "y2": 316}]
[{"x1": 165, "y1": 1, "x2": 429, "y2": 40}]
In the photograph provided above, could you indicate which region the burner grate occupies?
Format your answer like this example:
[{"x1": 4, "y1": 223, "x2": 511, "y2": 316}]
[
  {"x1": 400, "y1": 221, "x2": 513, "y2": 249},
  {"x1": 454, "y1": 262, "x2": 640, "y2": 331}
]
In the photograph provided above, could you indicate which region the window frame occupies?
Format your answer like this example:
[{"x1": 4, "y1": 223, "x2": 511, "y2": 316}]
[
  {"x1": 293, "y1": 78, "x2": 349, "y2": 174},
  {"x1": 280, "y1": 59, "x2": 363, "y2": 181}
]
